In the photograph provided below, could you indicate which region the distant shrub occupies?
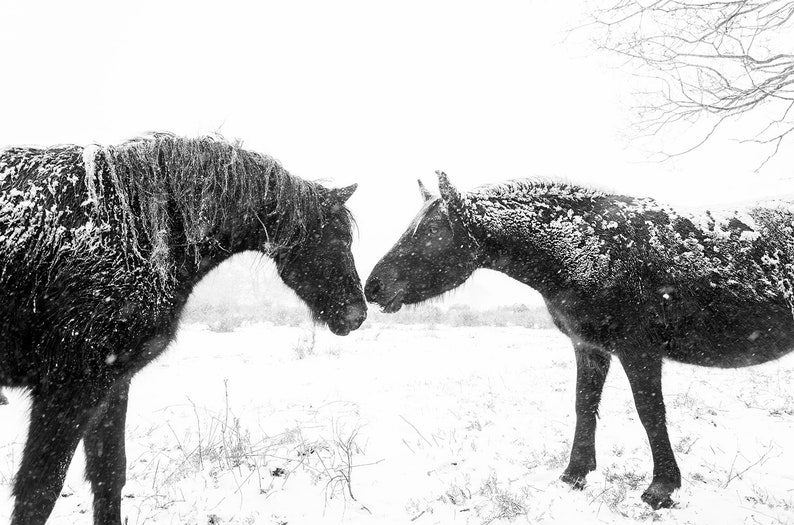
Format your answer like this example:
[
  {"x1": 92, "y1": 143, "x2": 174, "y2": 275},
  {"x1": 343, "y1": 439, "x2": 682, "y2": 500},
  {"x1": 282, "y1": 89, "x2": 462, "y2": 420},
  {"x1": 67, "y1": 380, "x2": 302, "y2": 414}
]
[
  {"x1": 449, "y1": 305, "x2": 480, "y2": 327},
  {"x1": 270, "y1": 306, "x2": 309, "y2": 327},
  {"x1": 183, "y1": 294, "x2": 554, "y2": 331},
  {"x1": 206, "y1": 316, "x2": 238, "y2": 333},
  {"x1": 182, "y1": 300, "x2": 311, "y2": 331},
  {"x1": 367, "y1": 303, "x2": 554, "y2": 329},
  {"x1": 293, "y1": 328, "x2": 316, "y2": 359}
]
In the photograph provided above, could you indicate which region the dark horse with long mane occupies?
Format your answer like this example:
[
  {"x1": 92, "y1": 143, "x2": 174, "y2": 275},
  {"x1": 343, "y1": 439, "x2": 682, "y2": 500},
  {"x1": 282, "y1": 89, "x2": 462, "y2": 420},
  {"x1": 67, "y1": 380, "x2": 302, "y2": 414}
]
[
  {"x1": 0, "y1": 134, "x2": 367, "y2": 525},
  {"x1": 366, "y1": 171, "x2": 794, "y2": 509}
]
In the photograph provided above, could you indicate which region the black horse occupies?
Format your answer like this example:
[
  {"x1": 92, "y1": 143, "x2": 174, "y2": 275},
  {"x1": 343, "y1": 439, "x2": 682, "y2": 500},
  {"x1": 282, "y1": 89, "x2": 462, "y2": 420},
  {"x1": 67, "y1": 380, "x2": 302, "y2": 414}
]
[
  {"x1": 0, "y1": 134, "x2": 367, "y2": 525},
  {"x1": 366, "y1": 171, "x2": 794, "y2": 509}
]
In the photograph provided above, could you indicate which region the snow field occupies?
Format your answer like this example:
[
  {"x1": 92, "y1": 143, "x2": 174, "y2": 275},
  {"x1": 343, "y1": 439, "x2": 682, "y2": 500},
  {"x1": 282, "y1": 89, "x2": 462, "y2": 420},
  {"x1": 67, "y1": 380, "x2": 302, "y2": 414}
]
[{"x1": 0, "y1": 324, "x2": 792, "y2": 524}]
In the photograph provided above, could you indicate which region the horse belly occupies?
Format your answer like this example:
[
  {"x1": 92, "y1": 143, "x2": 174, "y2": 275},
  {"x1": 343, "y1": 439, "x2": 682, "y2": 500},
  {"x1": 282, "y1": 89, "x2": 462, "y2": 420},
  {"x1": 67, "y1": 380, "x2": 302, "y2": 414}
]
[{"x1": 661, "y1": 306, "x2": 794, "y2": 368}]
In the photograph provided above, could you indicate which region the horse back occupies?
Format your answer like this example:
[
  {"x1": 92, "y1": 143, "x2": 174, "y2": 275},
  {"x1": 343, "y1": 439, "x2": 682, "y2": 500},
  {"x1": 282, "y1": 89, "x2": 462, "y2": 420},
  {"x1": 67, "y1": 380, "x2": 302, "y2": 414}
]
[{"x1": 543, "y1": 197, "x2": 794, "y2": 368}]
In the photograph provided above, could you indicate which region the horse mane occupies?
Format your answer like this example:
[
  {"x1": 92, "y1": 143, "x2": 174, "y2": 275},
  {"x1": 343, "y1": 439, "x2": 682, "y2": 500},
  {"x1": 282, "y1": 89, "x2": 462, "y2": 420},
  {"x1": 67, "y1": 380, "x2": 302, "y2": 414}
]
[
  {"x1": 442, "y1": 178, "x2": 610, "y2": 245},
  {"x1": 467, "y1": 178, "x2": 606, "y2": 204},
  {"x1": 88, "y1": 133, "x2": 327, "y2": 275}
]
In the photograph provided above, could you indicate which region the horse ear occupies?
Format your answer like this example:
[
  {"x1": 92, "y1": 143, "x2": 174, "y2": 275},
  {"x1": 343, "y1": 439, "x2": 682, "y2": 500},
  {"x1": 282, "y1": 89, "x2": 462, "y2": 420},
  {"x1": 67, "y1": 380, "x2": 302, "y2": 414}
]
[
  {"x1": 418, "y1": 179, "x2": 434, "y2": 202},
  {"x1": 436, "y1": 170, "x2": 461, "y2": 207},
  {"x1": 331, "y1": 183, "x2": 358, "y2": 204}
]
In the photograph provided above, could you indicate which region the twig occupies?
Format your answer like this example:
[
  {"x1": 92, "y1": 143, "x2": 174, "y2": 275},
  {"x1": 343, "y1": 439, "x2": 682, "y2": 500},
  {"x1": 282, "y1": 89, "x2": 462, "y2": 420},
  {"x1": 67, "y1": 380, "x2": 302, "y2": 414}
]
[
  {"x1": 400, "y1": 415, "x2": 434, "y2": 448},
  {"x1": 187, "y1": 396, "x2": 203, "y2": 470},
  {"x1": 724, "y1": 442, "x2": 778, "y2": 487}
]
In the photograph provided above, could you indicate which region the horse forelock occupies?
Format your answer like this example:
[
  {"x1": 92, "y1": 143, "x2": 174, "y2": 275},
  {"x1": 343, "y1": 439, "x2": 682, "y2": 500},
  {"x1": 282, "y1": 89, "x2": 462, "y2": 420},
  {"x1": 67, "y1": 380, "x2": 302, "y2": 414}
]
[{"x1": 409, "y1": 198, "x2": 442, "y2": 237}]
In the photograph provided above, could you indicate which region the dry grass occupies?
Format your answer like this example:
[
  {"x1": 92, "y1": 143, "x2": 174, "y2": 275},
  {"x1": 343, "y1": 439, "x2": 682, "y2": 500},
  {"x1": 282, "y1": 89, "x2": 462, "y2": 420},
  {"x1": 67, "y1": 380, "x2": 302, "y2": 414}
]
[
  {"x1": 123, "y1": 381, "x2": 376, "y2": 522},
  {"x1": 586, "y1": 465, "x2": 654, "y2": 519},
  {"x1": 293, "y1": 327, "x2": 317, "y2": 360},
  {"x1": 476, "y1": 474, "x2": 529, "y2": 524}
]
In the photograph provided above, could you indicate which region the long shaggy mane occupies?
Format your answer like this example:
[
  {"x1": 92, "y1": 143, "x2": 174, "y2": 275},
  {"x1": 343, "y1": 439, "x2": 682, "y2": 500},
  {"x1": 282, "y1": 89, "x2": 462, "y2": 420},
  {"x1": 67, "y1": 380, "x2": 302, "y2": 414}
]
[{"x1": 90, "y1": 133, "x2": 326, "y2": 272}]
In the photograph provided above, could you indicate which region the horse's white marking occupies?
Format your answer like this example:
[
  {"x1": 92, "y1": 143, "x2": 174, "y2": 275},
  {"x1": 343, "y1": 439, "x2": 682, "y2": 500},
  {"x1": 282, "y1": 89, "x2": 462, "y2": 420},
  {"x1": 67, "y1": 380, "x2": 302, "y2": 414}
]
[
  {"x1": 410, "y1": 199, "x2": 440, "y2": 237},
  {"x1": 82, "y1": 144, "x2": 102, "y2": 206}
]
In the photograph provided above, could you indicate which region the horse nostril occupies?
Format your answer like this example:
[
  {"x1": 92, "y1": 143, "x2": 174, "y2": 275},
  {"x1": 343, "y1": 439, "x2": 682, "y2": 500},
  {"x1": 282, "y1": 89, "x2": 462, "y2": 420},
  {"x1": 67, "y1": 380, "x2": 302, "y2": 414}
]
[{"x1": 365, "y1": 277, "x2": 382, "y2": 301}]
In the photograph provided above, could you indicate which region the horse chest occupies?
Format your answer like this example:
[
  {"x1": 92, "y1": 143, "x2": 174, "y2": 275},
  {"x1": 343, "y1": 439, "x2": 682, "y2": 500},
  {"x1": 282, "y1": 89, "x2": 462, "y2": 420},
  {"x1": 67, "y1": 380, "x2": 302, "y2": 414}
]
[{"x1": 543, "y1": 294, "x2": 630, "y2": 351}]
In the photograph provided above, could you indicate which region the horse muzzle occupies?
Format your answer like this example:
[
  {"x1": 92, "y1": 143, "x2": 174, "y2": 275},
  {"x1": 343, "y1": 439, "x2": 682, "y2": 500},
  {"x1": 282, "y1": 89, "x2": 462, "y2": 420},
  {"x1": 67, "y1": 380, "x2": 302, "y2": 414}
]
[
  {"x1": 364, "y1": 274, "x2": 406, "y2": 313},
  {"x1": 328, "y1": 302, "x2": 367, "y2": 336}
]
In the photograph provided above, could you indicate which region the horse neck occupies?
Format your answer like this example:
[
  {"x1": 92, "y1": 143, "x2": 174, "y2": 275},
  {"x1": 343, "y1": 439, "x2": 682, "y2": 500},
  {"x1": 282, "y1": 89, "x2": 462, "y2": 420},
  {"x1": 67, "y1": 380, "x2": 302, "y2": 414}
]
[
  {"x1": 196, "y1": 173, "x2": 320, "y2": 267},
  {"x1": 468, "y1": 190, "x2": 598, "y2": 297}
]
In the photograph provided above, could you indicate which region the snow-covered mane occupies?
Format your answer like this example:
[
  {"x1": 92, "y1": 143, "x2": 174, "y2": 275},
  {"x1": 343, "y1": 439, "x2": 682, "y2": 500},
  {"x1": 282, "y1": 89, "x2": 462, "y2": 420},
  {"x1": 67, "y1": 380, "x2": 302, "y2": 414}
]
[
  {"x1": 2, "y1": 133, "x2": 347, "y2": 278},
  {"x1": 98, "y1": 133, "x2": 331, "y2": 264},
  {"x1": 466, "y1": 178, "x2": 606, "y2": 204},
  {"x1": 449, "y1": 179, "x2": 616, "y2": 260}
]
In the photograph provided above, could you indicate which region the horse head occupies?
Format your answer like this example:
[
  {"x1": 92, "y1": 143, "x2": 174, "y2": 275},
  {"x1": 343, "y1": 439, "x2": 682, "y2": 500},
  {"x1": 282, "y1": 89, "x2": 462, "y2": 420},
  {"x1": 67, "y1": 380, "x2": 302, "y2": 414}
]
[
  {"x1": 365, "y1": 171, "x2": 479, "y2": 312},
  {"x1": 272, "y1": 183, "x2": 367, "y2": 335}
]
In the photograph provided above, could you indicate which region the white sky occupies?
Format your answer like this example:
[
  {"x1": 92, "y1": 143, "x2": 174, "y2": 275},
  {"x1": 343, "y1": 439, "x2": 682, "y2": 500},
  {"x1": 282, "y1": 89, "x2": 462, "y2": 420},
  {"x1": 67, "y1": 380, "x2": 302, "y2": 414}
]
[{"x1": 2, "y1": 0, "x2": 792, "y2": 307}]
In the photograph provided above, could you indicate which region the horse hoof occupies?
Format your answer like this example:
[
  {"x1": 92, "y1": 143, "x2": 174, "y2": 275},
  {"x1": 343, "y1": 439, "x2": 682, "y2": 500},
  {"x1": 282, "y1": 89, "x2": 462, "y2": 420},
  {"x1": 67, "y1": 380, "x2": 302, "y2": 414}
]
[
  {"x1": 641, "y1": 484, "x2": 676, "y2": 509},
  {"x1": 560, "y1": 471, "x2": 587, "y2": 490}
]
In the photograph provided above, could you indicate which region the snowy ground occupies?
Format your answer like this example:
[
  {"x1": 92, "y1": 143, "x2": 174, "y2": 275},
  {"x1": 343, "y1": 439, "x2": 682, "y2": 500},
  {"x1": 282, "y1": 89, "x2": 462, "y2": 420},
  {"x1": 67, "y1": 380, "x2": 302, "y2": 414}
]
[{"x1": 1, "y1": 323, "x2": 793, "y2": 525}]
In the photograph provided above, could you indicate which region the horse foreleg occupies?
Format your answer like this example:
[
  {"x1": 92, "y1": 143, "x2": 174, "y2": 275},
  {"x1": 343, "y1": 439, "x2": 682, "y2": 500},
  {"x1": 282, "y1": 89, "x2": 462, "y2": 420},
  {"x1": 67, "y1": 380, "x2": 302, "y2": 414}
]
[
  {"x1": 618, "y1": 351, "x2": 680, "y2": 509},
  {"x1": 12, "y1": 387, "x2": 99, "y2": 525},
  {"x1": 561, "y1": 345, "x2": 611, "y2": 489},
  {"x1": 84, "y1": 378, "x2": 130, "y2": 525}
]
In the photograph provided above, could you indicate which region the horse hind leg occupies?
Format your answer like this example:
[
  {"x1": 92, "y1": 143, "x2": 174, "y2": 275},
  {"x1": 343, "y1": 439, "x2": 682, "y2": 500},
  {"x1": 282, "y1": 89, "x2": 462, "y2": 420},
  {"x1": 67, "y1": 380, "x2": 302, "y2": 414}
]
[
  {"x1": 561, "y1": 345, "x2": 611, "y2": 489},
  {"x1": 12, "y1": 386, "x2": 100, "y2": 525},
  {"x1": 84, "y1": 379, "x2": 130, "y2": 525},
  {"x1": 618, "y1": 351, "x2": 681, "y2": 509}
]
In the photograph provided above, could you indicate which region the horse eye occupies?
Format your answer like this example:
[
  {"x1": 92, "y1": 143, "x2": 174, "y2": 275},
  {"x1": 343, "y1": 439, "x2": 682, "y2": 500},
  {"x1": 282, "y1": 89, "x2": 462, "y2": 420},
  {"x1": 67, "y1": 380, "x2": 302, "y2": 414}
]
[{"x1": 428, "y1": 223, "x2": 440, "y2": 235}]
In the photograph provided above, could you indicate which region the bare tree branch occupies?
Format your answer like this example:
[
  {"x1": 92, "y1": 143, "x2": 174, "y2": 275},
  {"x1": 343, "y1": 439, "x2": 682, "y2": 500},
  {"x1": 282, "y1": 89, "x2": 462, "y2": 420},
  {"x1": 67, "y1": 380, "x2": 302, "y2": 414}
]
[{"x1": 588, "y1": 0, "x2": 794, "y2": 166}]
